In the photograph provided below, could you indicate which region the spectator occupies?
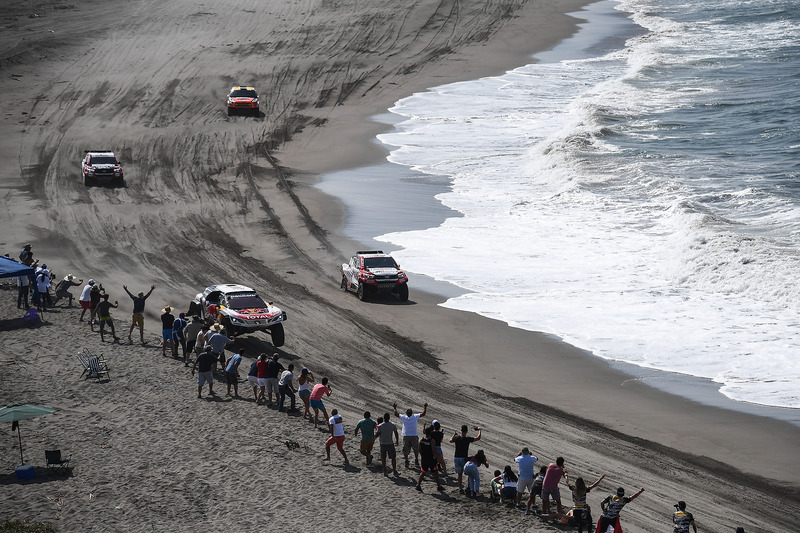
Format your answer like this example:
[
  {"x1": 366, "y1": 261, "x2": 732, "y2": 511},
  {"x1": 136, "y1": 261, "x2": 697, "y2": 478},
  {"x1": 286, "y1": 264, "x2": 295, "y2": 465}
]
[
  {"x1": 278, "y1": 363, "x2": 298, "y2": 412},
  {"x1": 256, "y1": 353, "x2": 269, "y2": 404},
  {"x1": 160, "y1": 306, "x2": 175, "y2": 356},
  {"x1": 527, "y1": 465, "x2": 548, "y2": 515},
  {"x1": 96, "y1": 294, "x2": 119, "y2": 343},
  {"x1": 265, "y1": 353, "x2": 284, "y2": 406},
  {"x1": 354, "y1": 411, "x2": 377, "y2": 465},
  {"x1": 123, "y1": 285, "x2": 155, "y2": 344},
  {"x1": 464, "y1": 450, "x2": 489, "y2": 497},
  {"x1": 515, "y1": 447, "x2": 538, "y2": 509},
  {"x1": 429, "y1": 420, "x2": 447, "y2": 474},
  {"x1": 323, "y1": 409, "x2": 349, "y2": 465},
  {"x1": 246, "y1": 358, "x2": 260, "y2": 401},
  {"x1": 195, "y1": 325, "x2": 209, "y2": 359},
  {"x1": 450, "y1": 424, "x2": 481, "y2": 494},
  {"x1": 225, "y1": 348, "x2": 243, "y2": 397},
  {"x1": 183, "y1": 316, "x2": 203, "y2": 358},
  {"x1": 541, "y1": 457, "x2": 567, "y2": 518},
  {"x1": 17, "y1": 274, "x2": 30, "y2": 310},
  {"x1": 309, "y1": 377, "x2": 332, "y2": 428},
  {"x1": 597, "y1": 486, "x2": 645, "y2": 533},
  {"x1": 89, "y1": 282, "x2": 104, "y2": 326},
  {"x1": 172, "y1": 312, "x2": 188, "y2": 359},
  {"x1": 192, "y1": 346, "x2": 217, "y2": 398},
  {"x1": 297, "y1": 367, "x2": 315, "y2": 419},
  {"x1": 565, "y1": 472, "x2": 605, "y2": 533},
  {"x1": 53, "y1": 274, "x2": 82, "y2": 307},
  {"x1": 672, "y1": 501, "x2": 697, "y2": 533},
  {"x1": 375, "y1": 413, "x2": 399, "y2": 477},
  {"x1": 19, "y1": 244, "x2": 35, "y2": 266},
  {"x1": 206, "y1": 323, "x2": 232, "y2": 370},
  {"x1": 415, "y1": 426, "x2": 444, "y2": 492},
  {"x1": 491, "y1": 465, "x2": 518, "y2": 504},
  {"x1": 392, "y1": 401, "x2": 428, "y2": 468},
  {"x1": 78, "y1": 279, "x2": 95, "y2": 322}
]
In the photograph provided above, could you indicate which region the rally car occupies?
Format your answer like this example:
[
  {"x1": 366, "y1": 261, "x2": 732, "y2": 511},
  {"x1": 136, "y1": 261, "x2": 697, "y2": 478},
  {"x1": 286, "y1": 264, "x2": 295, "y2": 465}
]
[
  {"x1": 340, "y1": 250, "x2": 409, "y2": 302},
  {"x1": 226, "y1": 86, "x2": 259, "y2": 116},
  {"x1": 188, "y1": 284, "x2": 287, "y2": 346},
  {"x1": 81, "y1": 150, "x2": 123, "y2": 186}
]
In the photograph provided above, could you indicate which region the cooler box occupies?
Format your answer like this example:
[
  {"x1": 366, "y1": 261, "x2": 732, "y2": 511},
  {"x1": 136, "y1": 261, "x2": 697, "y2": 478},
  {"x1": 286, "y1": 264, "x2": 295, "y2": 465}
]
[{"x1": 15, "y1": 465, "x2": 35, "y2": 479}]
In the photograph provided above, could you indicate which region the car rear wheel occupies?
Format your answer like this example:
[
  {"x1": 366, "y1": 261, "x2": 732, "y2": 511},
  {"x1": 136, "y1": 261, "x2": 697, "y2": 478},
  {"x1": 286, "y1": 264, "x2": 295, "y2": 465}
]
[
  {"x1": 270, "y1": 323, "x2": 285, "y2": 347},
  {"x1": 397, "y1": 284, "x2": 409, "y2": 302}
]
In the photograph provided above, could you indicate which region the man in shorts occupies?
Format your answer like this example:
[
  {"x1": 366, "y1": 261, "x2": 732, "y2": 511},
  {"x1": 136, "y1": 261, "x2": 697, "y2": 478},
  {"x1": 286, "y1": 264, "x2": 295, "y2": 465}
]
[
  {"x1": 160, "y1": 306, "x2": 175, "y2": 356},
  {"x1": 541, "y1": 457, "x2": 567, "y2": 518},
  {"x1": 53, "y1": 274, "x2": 83, "y2": 307},
  {"x1": 246, "y1": 358, "x2": 260, "y2": 401},
  {"x1": 309, "y1": 377, "x2": 332, "y2": 428},
  {"x1": 278, "y1": 363, "x2": 297, "y2": 412},
  {"x1": 323, "y1": 409, "x2": 349, "y2": 464},
  {"x1": 225, "y1": 348, "x2": 243, "y2": 397},
  {"x1": 79, "y1": 279, "x2": 95, "y2": 322},
  {"x1": 450, "y1": 424, "x2": 481, "y2": 494},
  {"x1": 376, "y1": 413, "x2": 400, "y2": 476},
  {"x1": 256, "y1": 353, "x2": 269, "y2": 404},
  {"x1": 192, "y1": 346, "x2": 217, "y2": 398},
  {"x1": 393, "y1": 401, "x2": 427, "y2": 468},
  {"x1": 172, "y1": 312, "x2": 188, "y2": 359},
  {"x1": 96, "y1": 293, "x2": 119, "y2": 343},
  {"x1": 354, "y1": 411, "x2": 377, "y2": 465},
  {"x1": 265, "y1": 353, "x2": 284, "y2": 406},
  {"x1": 515, "y1": 447, "x2": 539, "y2": 508},
  {"x1": 123, "y1": 284, "x2": 155, "y2": 344}
]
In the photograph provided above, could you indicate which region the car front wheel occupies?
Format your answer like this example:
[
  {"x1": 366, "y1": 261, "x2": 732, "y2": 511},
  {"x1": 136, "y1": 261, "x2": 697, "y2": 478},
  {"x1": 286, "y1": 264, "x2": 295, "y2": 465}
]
[
  {"x1": 397, "y1": 284, "x2": 409, "y2": 302},
  {"x1": 357, "y1": 282, "x2": 368, "y2": 301},
  {"x1": 340, "y1": 275, "x2": 348, "y2": 291},
  {"x1": 270, "y1": 323, "x2": 285, "y2": 347}
]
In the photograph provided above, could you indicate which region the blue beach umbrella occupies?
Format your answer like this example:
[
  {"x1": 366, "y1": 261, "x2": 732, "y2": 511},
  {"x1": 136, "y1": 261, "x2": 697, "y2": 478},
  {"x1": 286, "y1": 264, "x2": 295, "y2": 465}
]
[{"x1": 0, "y1": 402, "x2": 55, "y2": 465}]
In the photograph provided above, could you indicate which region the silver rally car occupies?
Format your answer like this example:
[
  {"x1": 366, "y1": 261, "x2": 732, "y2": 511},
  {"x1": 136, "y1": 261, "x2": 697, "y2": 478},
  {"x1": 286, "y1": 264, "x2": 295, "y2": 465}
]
[{"x1": 189, "y1": 284, "x2": 287, "y2": 346}]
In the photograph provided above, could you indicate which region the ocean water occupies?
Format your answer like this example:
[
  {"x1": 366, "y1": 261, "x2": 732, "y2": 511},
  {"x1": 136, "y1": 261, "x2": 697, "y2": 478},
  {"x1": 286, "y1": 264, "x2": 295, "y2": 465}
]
[{"x1": 322, "y1": 0, "x2": 800, "y2": 411}]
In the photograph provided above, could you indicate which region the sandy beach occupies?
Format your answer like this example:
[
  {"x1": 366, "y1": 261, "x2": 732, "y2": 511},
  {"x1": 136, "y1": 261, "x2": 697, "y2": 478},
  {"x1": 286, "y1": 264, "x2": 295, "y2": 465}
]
[{"x1": 1, "y1": 0, "x2": 798, "y2": 531}]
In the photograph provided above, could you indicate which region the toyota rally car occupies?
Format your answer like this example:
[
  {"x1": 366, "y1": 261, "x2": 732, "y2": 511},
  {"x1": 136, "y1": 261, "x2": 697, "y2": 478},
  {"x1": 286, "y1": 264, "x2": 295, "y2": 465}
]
[
  {"x1": 226, "y1": 86, "x2": 259, "y2": 116},
  {"x1": 340, "y1": 251, "x2": 409, "y2": 302},
  {"x1": 188, "y1": 284, "x2": 287, "y2": 346},
  {"x1": 81, "y1": 150, "x2": 124, "y2": 186}
]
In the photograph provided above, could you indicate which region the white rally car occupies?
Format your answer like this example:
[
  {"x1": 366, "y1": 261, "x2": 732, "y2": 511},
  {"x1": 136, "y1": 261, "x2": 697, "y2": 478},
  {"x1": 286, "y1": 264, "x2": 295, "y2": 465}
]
[
  {"x1": 340, "y1": 250, "x2": 409, "y2": 302},
  {"x1": 188, "y1": 284, "x2": 287, "y2": 346}
]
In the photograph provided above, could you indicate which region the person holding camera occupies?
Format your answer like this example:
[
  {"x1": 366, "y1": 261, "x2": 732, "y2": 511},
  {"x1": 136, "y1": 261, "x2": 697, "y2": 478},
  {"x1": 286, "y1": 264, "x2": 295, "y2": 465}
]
[{"x1": 673, "y1": 501, "x2": 697, "y2": 533}]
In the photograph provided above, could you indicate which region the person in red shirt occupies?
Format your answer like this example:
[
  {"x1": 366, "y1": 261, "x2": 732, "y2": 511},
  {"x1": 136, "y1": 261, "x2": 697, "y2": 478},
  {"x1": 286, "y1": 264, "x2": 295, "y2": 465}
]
[
  {"x1": 541, "y1": 457, "x2": 567, "y2": 518},
  {"x1": 255, "y1": 353, "x2": 269, "y2": 404}
]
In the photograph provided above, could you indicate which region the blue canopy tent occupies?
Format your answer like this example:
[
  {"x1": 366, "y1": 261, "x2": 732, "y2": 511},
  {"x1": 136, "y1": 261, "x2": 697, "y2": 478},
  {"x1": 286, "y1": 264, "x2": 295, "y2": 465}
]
[{"x1": 0, "y1": 256, "x2": 34, "y2": 279}]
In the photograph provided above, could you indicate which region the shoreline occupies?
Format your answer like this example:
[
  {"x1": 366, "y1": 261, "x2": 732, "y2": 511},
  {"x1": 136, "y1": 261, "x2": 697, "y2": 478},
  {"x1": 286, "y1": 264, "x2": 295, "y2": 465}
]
[{"x1": 302, "y1": 0, "x2": 800, "y2": 482}]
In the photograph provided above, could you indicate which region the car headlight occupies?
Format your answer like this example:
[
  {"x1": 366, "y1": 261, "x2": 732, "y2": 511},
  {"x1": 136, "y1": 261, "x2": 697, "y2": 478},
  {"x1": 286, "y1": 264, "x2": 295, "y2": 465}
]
[
  {"x1": 362, "y1": 272, "x2": 375, "y2": 280},
  {"x1": 252, "y1": 98, "x2": 259, "y2": 105}
]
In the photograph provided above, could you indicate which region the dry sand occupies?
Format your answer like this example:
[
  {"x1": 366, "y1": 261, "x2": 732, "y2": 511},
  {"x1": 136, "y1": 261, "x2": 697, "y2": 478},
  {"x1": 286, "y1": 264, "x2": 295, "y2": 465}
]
[{"x1": 0, "y1": 0, "x2": 798, "y2": 531}]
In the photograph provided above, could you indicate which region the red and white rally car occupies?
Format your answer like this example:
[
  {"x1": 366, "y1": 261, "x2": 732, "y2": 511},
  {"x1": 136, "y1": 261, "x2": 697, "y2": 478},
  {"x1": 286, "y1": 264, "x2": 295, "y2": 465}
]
[
  {"x1": 188, "y1": 284, "x2": 287, "y2": 346},
  {"x1": 340, "y1": 250, "x2": 409, "y2": 302},
  {"x1": 226, "y1": 86, "x2": 259, "y2": 116},
  {"x1": 81, "y1": 150, "x2": 123, "y2": 186}
]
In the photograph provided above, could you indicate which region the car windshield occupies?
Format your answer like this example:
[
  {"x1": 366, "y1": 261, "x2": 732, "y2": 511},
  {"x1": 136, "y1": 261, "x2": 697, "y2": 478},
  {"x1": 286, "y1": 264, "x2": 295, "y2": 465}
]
[
  {"x1": 230, "y1": 89, "x2": 257, "y2": 98},
  {"x1": 227, "y1": 294, "x2": 267, "y2": 309},
  {"x1": 364, "y1": 257, "x2": 398, "y2": 269},
  {"x1": 91, "y1": 156, "x2": 118, "y2": 165}
]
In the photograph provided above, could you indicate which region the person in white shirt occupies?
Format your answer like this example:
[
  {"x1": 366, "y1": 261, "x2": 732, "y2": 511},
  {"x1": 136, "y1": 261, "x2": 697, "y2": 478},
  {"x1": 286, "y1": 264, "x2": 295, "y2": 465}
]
[
  {"x1": 323, "y1": 409, "x2": 349, "y2": 464},
  {"x1": 392, "y1": 401, "x2": 428, "y2": 468}
]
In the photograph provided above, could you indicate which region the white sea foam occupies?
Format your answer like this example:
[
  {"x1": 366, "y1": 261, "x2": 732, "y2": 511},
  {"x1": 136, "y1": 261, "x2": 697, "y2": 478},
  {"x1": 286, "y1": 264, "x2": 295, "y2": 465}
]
[{"x1": 374, "y1": 0, "x2": 800, "y2": 409}]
